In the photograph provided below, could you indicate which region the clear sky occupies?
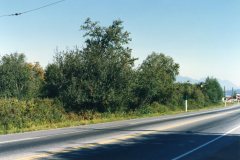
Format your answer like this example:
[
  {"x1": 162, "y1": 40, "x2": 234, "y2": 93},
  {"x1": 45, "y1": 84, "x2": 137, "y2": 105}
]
[{"x1": 1, "y1": 0, "x2": 240, "y2": 85}]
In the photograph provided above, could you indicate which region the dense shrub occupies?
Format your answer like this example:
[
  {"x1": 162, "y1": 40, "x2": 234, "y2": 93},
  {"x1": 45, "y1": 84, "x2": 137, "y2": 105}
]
[
  {"x1": 138, "y1": 102, "x2": 170, "y2": 115},
  {"x1": 0, "y1": 53, "x2": 44, "y2": 99},
  {"x1": 0, "y1": 99, "x2": 65, "y2": 133}
]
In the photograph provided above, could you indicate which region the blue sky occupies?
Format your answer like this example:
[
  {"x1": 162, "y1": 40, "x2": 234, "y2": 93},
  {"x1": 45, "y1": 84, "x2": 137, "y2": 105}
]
[{"x1": 1, "y1": 0, "x2": 240, "y2": 85}]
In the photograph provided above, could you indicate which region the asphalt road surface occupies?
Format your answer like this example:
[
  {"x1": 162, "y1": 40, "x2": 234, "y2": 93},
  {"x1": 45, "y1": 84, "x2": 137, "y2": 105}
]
[{"x1": 1, "y1": 105, "x2": 240, "y2": 160}]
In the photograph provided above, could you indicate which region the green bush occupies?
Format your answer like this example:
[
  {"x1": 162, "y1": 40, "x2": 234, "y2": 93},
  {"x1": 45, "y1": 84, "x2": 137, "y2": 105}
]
[
  {"x1": 137, "y1": 102, "x2": 170, "y2": 115},
  {"x1": 0, "y1": 98, "x2": 65, "y2": 133}
]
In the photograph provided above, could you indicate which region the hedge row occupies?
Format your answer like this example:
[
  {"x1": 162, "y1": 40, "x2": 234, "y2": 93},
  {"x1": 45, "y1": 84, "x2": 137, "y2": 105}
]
[{"x1": 0, "y1": 98, "x2": 65, "y2": 133}]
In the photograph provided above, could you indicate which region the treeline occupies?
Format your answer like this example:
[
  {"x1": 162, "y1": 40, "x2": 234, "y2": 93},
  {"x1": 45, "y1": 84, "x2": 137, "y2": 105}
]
[{"x1": 1, "y1": 18, "x2": 223, "y2": 114}]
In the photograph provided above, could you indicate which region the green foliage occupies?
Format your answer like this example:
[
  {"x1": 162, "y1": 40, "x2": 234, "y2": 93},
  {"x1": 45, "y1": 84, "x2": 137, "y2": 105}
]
[
  {"x1": 27, "y1": 62, "x2": 45, "y2": 98},
  {"x1": 202, "y1": 77, "x2": 223, "y2": 104},
  {"x1": 132, "y1": 52, "x2": 179, "y2": 108},
  {"x1": 167, "y1": 82, "x2": 206, "y2": 109},
  {"x1": 0, "y1": 53, "x2": 44, "y2": 99},
  {"x1": 0, "y1": 19, "x2": 227, "y2": 134},
  {"x1": 167, "y1": 77, "x2": 223, "y2": 110},
  {"x1": 167, "y1": 83, "x2": 185, "y2": 107},
  {"x1": 43, "y1": 19, "x2": 224, "y2": 114},
  {"x1": 45, "y1": 18, "x2": 136, "y2": 112},
  {"x1": 44, "y1": 63, "x2": 63, "y2": 98},
  {"x1": 0, "y1": 99, "x2": 65, "y2": 133},
  {"x1": 138, "y1": 102, "x2": 169, "y2": 115}
]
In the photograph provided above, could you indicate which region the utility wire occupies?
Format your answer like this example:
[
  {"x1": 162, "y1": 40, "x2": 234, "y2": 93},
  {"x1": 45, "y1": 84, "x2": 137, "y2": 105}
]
[{"x1": 0, "y1": 0, "x2": 66, "y2": 18}]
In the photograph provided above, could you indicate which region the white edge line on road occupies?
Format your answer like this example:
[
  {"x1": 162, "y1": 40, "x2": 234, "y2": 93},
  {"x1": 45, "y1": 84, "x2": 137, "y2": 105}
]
[
  {"x1": 2, "y1": 106, "x2": 238, "y2": 160},
  {"x1": 130, "y1": 105, "x2": 239, "y2": 125},
  {"x1": 0, "y1": 123, "x2": 129, "y2": 145},
  {"x1": 171, "y1": 124, "x2": 240, "y2": 160},
  {"x1": 0, "y1": 106, "x2": 238, "y2": 145},
  {"x1": 0, "y1": 130, "x2": 89, "y2": 145}
]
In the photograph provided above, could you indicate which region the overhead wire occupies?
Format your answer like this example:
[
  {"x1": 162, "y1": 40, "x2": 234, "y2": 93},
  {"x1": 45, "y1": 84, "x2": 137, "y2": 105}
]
[{"x1": 0, "y1": 0, "x2": 66, "y2": 18}]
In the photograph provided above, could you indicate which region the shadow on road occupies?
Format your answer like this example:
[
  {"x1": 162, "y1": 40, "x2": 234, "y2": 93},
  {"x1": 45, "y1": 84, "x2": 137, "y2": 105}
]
[{"x1": 35, "y1": 130, "x2": 240, "y2": 160}]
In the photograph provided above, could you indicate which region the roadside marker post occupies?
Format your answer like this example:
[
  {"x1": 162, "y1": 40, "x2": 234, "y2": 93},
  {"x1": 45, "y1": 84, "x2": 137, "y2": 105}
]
[{"x1": 185, "y1": 100, "x2": 188, "y2": 112}]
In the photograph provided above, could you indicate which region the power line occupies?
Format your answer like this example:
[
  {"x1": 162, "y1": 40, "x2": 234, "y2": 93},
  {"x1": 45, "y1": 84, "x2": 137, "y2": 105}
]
[{"x1": 0, "y1": 0, "x2": 66, "y2": 18}]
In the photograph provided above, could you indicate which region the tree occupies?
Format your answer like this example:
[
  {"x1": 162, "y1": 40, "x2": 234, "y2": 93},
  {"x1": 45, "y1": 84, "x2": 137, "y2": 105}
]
[
  {"x1": 168, "y1": 82, "x2": 206, "y2": 109},
  {"x1": 133, "y1": 52, "x2": 179, "y2": 107},
  {"x1": 202, "y1": 77, "x2": 223, "y2": 103},
  {"x1": 0, "y1": 53, "x2": 44, "y2": 99},
  {"x1": 26, "y1": 62, "x2": 45, "y2": 97},
  {"x1": 80, "y1": 18, "x2": 136, "y2": 112},
  {"x1": 44, "y1": 18, "x2": 136, "y2": 112}
]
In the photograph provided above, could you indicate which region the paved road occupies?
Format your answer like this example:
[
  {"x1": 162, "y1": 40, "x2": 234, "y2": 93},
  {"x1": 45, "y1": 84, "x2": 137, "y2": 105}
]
[{"x1": 1, "y1": 105, "x2": 240, "y2": 160}]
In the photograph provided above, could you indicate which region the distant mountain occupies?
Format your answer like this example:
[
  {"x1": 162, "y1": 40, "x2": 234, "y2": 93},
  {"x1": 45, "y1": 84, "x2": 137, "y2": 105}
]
[
  {"x1": 176, "y1": 76, "x2": 201, "y2": 84},
  {"x1": 217, "y1": 79, "x2": 239, "y2": 91},
  {"x1": 225, "y1": 89, "x2": 240, "y2": 96},
  {"x1": 176, "y1": 76, "x2": 240, "y2": 91}
]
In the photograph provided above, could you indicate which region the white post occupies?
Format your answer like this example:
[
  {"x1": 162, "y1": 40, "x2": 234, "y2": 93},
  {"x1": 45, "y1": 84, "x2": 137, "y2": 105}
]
[{"x1": 185, "y1": 100, "x2": 188, "y2": 112}]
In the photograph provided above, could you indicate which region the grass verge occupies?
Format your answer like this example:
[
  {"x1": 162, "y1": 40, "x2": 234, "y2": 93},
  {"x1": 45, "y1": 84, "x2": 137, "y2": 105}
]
[{"x1": 0, "y1": 101, "x2": 237, "y2": 135}]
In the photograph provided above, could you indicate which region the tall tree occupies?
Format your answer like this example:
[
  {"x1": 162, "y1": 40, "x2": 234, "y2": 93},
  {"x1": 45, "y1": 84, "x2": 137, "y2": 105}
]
[
  {"x1": 45, "y1": 18, "x2": 136, "y2": 112},
  {"x1": 0, "y1": 53, "x2": 44, "y2": 99},
  {"x1": 133, "y1": 52, "x2": 179, "y2": 107},
  {"x1": 202, "y1": 77, "x2": 223, "y2": 103}
]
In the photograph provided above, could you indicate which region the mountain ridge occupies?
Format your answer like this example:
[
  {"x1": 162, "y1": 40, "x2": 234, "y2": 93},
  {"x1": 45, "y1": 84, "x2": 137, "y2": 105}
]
[{"x1": 176, "y1": 76, "x2": 240, "y2": 91}]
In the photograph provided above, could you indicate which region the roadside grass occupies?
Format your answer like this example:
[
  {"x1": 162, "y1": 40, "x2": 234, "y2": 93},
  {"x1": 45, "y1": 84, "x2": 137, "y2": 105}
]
[{"x1": 0, "y1": 101, "x2": 237, "y2": 135}]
